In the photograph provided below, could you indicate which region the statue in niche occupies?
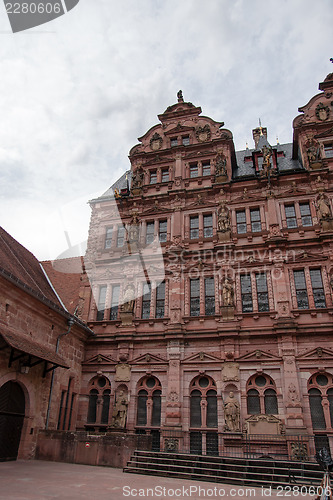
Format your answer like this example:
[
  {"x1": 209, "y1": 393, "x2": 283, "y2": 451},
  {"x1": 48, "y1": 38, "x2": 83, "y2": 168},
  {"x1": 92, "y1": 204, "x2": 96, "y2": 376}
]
[
  {"x1": 221, "y1": 277, "x2": 234, "y2": 307},
  {"x1": 128, "y1": 215, "x2": 139, "y2": 243},
  {"x1": 224, "y1": 391, "x2": 240, "y2": 432},
  {"x1": 316, "y1": 193, "x2": 332, "y2": 219},
  {"x1": 111, "y1": 390, "x2": 128, "y2": 428},
  {"x1": 121, "y1": 284, "x2": 135, "y2": 313},
  {"x1": 215, "y1": 153, "x2": 227, "y2": 177},
  {"x1": 217, "y1": 202, "x2": 231, "y2": 232},
  {"x1": 306, "y1": 140, "x2": 321, "y2": 163},
  {"x1": 131, "y1": 168, "x2": 144, "y2": 191}
]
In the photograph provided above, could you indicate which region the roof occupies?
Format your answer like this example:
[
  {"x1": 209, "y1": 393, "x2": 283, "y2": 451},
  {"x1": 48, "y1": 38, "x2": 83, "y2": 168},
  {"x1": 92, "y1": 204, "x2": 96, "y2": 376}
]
[
  {"x1": 41, "y1": 257, "x2": 84, "y2": 315},
  {"x1": 94, "y1": 170, "x2": 132, "y2": 201},
  {"x1": 0, "y1": 226, "x2": 64, "y2": 309}
]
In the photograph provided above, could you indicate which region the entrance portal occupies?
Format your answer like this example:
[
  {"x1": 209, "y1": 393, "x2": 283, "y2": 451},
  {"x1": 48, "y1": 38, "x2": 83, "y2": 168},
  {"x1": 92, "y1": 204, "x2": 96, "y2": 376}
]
[{"x1": 0, "y1": 381, "x2": 25, "y2": 461}]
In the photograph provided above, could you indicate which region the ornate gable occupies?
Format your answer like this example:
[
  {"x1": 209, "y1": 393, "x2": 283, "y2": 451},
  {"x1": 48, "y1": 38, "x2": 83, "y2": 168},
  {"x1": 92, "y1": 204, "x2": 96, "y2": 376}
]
[
  {"x1": 83, "y1": 354, "x2": 117, "y2": 365},
  {"x1": 130, "y1": 352, "x2": 168, "y2": 365},
  {"x1": 237, "y1": 350, "x2": 282, "y2": 362},
  {"x1": 183, "y1": 351, "x2": 222, "y2": 363}
]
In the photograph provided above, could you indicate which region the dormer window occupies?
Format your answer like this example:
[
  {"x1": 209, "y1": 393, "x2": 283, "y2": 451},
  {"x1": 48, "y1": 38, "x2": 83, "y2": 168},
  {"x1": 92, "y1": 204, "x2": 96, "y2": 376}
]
[
  {"x1": 170, "y1": 137, "x2": 178, "y2": 148},
  {"x1": 182, "y1": 135, "x2": 190, "y2": 146}
]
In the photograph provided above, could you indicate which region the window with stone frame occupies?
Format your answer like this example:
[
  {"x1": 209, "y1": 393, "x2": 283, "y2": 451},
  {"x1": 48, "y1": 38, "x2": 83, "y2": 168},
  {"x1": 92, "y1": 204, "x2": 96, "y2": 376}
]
[
  {"x1": 87, "y1": 376, "x2": 111, "y2": 426},
  {"x1": 293, "y1": 268, "x2": 326, "y2": 310},
  {"x1": 190, "y1": 278, "x2": 200, "y2": 316},
  {"x1": 155, "y1": 281, "x2": 165, "y2": 318},
  {"x1": 308, "y1": 373, "x2": 333, "y2": 431},
  {"x1": 141, "y1": 283, "x2": 151, "y2": 319},
  {"x1": 204, "y1": 277, "x2": 215, "y2": 316},
  {"x1": 189, "y1": 162, "x2": 198, "y2": 178},
  {"x1": 149, "y1": 170, "x2": 157, "y2": 184},
  {"x1": 310, "y1": 269, "x2": 326, "y2": 309},
  {"x1": 240, "y1": 274, "x2": 253, "y2": 313},
  {"x1": 110, "y1": 284, "x2": 120, "y2": 320},
  {"x1": 116, "y1": 225, "x2": 125, "y2": 247},
  {"x1": 96, "y1": 285, "x2": 107, "y2": 321},
  {"x1": 190, "y1": 216, "x2": 199, "y2": 239},
  {"x1": 104, "y1": 227, "x2": 113, "y2": 249},
  {"x1": 170, "y1": 137, "x2": 178, "y2": 147},
  {"x1": 136, "y1": 376, "x2": 162, "y2": 428},
  {"x1": 146, "y1": 221, "x2": 155, "y2": 244},
  {"x1": 299, "y1": 202, "x2": 313, "y2": 227},
  {"x1": 285, "y1": 204, "x2": 297, "y2": 228},
  {"x1": 203, "y1": 214, "x2": 213, "y2": 238},
  {"x1": 190, "y1": 376, "x2": 217, "y2": 428},
  {"x1": 324, "y1": 143, "x2": 333, "y2": 158},
  {"x1": 250, "y1": 208, "x2": 262, "y2": 232},
  {"x1": 158, "y1": 220, "x2": 167, "y2": 243},
  {"x1": 182, "y1": 135, "x2": 190, "y2": 146},
  {"x1": 246, "y1": 374, "x2": 278, "y2": 415},
  {"x1": 236, "y1": 210, "x2": 247, "y2": 234},
  {"x1": 255, "y1": 273, "x2": 269, "y2": 312},
  {"x1": 202, "y1": 161, "x2": 211, "y2": 176},
  {"x1": 293, "y1": 270, "x2": 309, "y2": 309},
  {"x1": 161, "y1": 169, "x2": 169, "y2": 183}
]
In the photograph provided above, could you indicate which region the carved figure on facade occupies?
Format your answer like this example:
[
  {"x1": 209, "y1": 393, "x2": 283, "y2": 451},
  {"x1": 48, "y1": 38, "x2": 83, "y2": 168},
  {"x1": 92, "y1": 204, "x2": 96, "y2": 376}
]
[
  {"x1": 316, "y1": 193, "x2": 332, "y2": 220},
  {"x1": 131, "y1": 167, "x2": 144, "y2": 193},
  {"x1": 224, "y1": 391, "x2": 240, "y2": 432},
  {"x1": 115, "y1": 364, "x2": 131, "y2": 382},
  {"x1": 287, "y1": 383, "x2": 301, "y2": 408},
  {"x1": 217, "y1": 202, "x2": 231, "y2": 232},
  {"x1": 121, "y1": 284, "x2": 135, "y2": 313},
  {"x1": 315, "y1": 102, "x2": 330, "y2": 121},
  {"x1": 164, "y1": 438, "x2": 179, "y2": 452},
  {"x1": 261, "y1": 145, "x2": 273, "y2": 179},
  {"x1": 222, "y1": 362, "x2": 240, "y2": 382},
  {"x1": 195, "y1": 124, "x2": 211, "y2": 142},
  {"x1": 128, "y1": 215, "x2": 139, "y2": 244},
  {"x1": 177, "y1": 90, "x2": 183, "y2": 102},
  {"x1": 150, "y1": 132, "x2": 163, "y2": 151},
  {"x1": 110, "y1": 390, "x2": 128, "y2": 428},
  {"x1": 221, "y1": 277, "x2": 235, "y2": 307},
  {"x1": 290, "y1": 442, "x2": 308, "y2": 461},
  {"x1": 215, "y1": 153, "x2": 227, "y2": 177},
  {"x1": 306, "y1": 139, "x2": 321, "y2": 164},
  {"x1": 168, "y1": 391, "x2": 179, "y2": 402}
]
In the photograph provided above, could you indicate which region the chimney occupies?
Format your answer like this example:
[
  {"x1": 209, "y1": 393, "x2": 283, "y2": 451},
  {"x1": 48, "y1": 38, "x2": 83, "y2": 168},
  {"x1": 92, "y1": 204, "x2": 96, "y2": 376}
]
[{"x1": 252, "y1": 127, "x2": 267, "y2": 149}]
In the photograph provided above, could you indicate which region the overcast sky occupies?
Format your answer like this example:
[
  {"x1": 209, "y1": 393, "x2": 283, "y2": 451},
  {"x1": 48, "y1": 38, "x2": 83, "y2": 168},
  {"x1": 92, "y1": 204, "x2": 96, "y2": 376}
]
[{"x1": 0, "y1": 0, "x2": 332, "y2": 261}]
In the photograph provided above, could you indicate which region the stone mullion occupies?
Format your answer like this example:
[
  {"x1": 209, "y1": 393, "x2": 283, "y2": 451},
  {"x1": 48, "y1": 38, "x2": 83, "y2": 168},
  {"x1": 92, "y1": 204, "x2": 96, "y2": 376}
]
[
  {"x1": 304, "y1": 267, "x2": 315, "y2": 309},
  {"x1": 289, "y1": 269, "x2": 298, "y2": 310},
  {"x1": 165, "y1": 280, "x2": 170, "y2": 317},
  {"x1": 322, "y1": 267, "x2": 332, "y2": 307},
  {"x1": 198, "y1": 161, "x2": 203, "y2": 177},
  {"x1": 251, "y1": 272, "x2": 258, "y2": 312},
  {"x1": 167, "y1": 217, "x2": 171, "y2": 241},
  {"x1": 294, "y1": 201, "x2": 302, "y2": 227},
  {"x1": 141, "y1": 221, "x2": 147, "y2": 246},
  {"x1": 214, "y1": 276, "x2": 220, "y2": 315},
  {"x1": 245, "y1": 208, "x2": 251, "y2": 233},
  {"x1": 89, "y1": 285, "x2": 99, "y2": 321},
  {"x1": 266, "y1": 270, "x2": 274, "y2": 311},
  {"x1": 104, "y1": 284, "x2": 112, "y2": 321},
  {"x1": 260, "y1": 205, "x2": 266, "y2": 231},
  {"x1": 150, "y1": 283, "x2": 156, "y2": 319},
  {"x1": 199, "y1": 214, "x2": 203, "y2": 240},
  {"x1": 200, "y1": 277, "x2": 205, "y2": 316},
  {"x1": 212, "y1": 211, "x2": 217, "y2": 237},
  {"x1": 235, "y1": 274, "x2": 242, "y2": 313},
  {"x1": 184, "y1": 215, "x2": 190, "y2": 240},
  {"x1": 184, "y1": 279, "x2": 190, "y2": 316},
  {"x1": 281, "y1": 203, "x2": 287, "y2": 229},
  {"x1": 136, "y1": 282, "x2": 143, "y2": 318}
]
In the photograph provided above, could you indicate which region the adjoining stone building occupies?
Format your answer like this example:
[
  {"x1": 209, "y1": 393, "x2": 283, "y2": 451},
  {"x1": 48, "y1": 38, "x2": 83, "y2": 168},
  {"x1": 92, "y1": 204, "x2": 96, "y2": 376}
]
[{"x1": 77, "y1": 74, "x2": 333, "y2": 460}]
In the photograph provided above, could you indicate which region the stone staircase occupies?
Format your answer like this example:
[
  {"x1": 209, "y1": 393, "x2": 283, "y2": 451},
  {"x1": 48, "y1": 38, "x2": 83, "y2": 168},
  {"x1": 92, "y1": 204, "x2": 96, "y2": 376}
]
[{"x1": 124, "y1": 450, "x2": 324, "y2": 488}]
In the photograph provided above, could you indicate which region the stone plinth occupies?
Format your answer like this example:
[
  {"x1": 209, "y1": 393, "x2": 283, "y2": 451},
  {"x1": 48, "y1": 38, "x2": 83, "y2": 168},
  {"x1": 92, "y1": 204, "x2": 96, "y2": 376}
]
[
  {"x1": 220, "y1": 306, "x2": 235, "y2": 320},
  {"x1": 217, "y1": 230, "x2": 231, "y2": 242},
  {"x1": 321, "y1": 218, "x2": 333, "y2": 231},
  {"x1": 119, "y1": 311, "x2": 133, "y2": 326}
]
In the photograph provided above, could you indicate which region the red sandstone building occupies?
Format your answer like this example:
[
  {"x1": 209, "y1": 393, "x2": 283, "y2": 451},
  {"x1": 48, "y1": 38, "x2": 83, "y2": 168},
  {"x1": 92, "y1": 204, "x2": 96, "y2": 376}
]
[{"x1": 1, "y1": 73, "x2": 333, "y2": 464}]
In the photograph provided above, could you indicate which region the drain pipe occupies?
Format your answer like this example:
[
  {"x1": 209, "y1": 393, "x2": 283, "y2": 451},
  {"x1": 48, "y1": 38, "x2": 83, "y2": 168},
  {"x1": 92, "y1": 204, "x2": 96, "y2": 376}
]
[{"x1": 45, "y1": 317, "x2": 75, "y2": 430}]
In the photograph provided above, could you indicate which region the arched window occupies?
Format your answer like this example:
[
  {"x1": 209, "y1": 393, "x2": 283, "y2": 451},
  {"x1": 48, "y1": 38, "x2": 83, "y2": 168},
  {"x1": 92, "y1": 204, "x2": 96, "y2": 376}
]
[
  {"x1": 86, "y1": 376, "x2": 111, "y2": 426},
  {"x1": 246, "y1": 374, "x2": 278, "y2": 415},
  {"x1": 189, "y1": 376, "x2": 217, "y2": 428},
  {"x1": 136, "y1": 376, "x2": 162, "y2": 428},
  {"x1": 308, "y1": 372, "x2": 333, "y2": 431},
  {"x1": 190, "y1": 390, "x2": 202, "y2": 427}
]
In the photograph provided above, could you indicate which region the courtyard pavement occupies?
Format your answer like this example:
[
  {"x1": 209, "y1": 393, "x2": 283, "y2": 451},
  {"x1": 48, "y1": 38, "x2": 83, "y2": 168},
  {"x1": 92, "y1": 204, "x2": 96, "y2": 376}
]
[{"x1": 0, "y1": 460, "x2": 317, "y2": 500}]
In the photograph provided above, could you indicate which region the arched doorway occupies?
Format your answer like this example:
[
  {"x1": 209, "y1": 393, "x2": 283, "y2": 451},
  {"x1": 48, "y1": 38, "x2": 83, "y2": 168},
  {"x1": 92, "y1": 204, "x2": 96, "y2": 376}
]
[{"x1": 0, "y1": 381, "x2": 25, "y2": 461}]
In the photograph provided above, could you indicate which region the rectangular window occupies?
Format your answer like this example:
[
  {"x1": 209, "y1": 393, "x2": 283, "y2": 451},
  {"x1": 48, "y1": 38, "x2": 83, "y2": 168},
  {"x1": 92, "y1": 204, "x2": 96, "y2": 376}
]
[
  {"x1": 110, "y1": 285, "x2": 120, "y2": 320},
  {"x1": 170, "y1": 137, "x2": 178, "y2": 147},
  {"x1": 159, "y1": 220, "x2": 167, "y2": 243},
  {"x1": 116, "y1": 226, "x2": 125, "y2": 247},
  {"x1": 299, "y1": 202, "x2": 313, "y2": 227},
  {"x1": 324, "y1": 143, "x2": 333, "y2": 158},
  {"x1": 203, "y1": 214, "x2": 213, "y2": 238},
  {"x1": 310, "y1": 269, "x2": 326, "y2": 308},
  {"x1": 182, "y1": 135, "x2": 190, "y2": 146},
  {"x1": 150, "y1": 171, "x2": 157, "y2": 184},
  {"x1": 202, "y1": 161, "x2": 211, "y2": 176},
  {"x1": 96, "y1": 285, "x2": 107, "y2": 321},
  {"x1": 141, "y1": 283, "x2": 151, "y2": 319},
  {"x1": 146, "y1": 221, "x2": 155, "y2": 244},
  {"x1": 190, "y1": 216, "x2": 199, "y2": 239},
  {"x1": 190, "y1": 279, "x2": 200, "y2": 316},
  {"x1": 236, "y1": 210, "x2": 247, "y2": 234},
  {"x1": 256, "y1": 273, "x2": 269, "y2": 312},
  {"x1": 240, "y1": 275, "x2": 253, "y2": 312},
  {"x1": 104, "y1": 227, "x2": 113, "y2": 249},
  {"x1": 161, "y1": 169, "x2": 169, "y2": 183},
  {"x1": 293, "y1": 270, "x2": 309, "y2": 309},
  {"x1": 250, "y1": 208, "x2": 262, "y2": 233},
  {"x1": 190, "y1": 163, "x2": 198, "y2": 178},
  {"x1": 155, "y1": 282, "x2": 165, "y2": 318},
  {"x1": 285, "y1": 204, "x2": 297, "y2": 228},
  {"x1": 205, "y1": 278, "x2": 215, "y2": 316}
]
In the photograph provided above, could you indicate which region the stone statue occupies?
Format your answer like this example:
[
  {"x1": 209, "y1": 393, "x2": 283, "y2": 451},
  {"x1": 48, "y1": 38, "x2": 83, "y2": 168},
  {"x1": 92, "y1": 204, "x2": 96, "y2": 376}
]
[
  {"x1": 261, "y1": 145, "x2": 273, "y2": 176},
  {"x1": 177, "y1": 90, "x2": 183, "y2": 102},
  {"x1": 111, "y1": 390, "x2": 128, "y2": 428},
  {"x1": 131, "y1": 168, "x2": 144, "y2": 191},
  {"x1": 215, "y1": 153, "x2": 227, "y2": 177},
  {"x1": 128, "y1": 215, "x2": 139, "y2": 243},
  {"x1": 121, "y1": 284, "x2": 135, "y2": 313},
  {"x1": 224, "y1": 391, "x2": 240, "y2": 432},
  {"x1": 307, "y1": 141, "x2": 321, "y2": 163},
  {"x1": 316, "y1": 193, "x2": 332, "y2": 219},
  {"x1": 217, "y1": 203, "x2": 231, "y2": 232},
  {"x1": 222, "y1": 277, "x2": 234, "y2": 307}
]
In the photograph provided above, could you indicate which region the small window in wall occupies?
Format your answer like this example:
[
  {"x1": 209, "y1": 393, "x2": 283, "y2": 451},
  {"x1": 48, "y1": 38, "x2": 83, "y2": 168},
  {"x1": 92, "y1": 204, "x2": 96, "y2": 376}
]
[
  {"x1": 190, "y1": 279, "x2": 200, "y2": 316},
  {"x1": 87, "y1": 389, "x2": 98, "y2": 423},
  {"x1": 104, "y1": 227, "x2": 113, "y2": 249},
  {"x1": 190, "y1": 216, "x2": 199, "y2": 239},
  {"x1": 203, "y1": 214, "x2": 213, "y2": 238},
  {"x1": 250, "y1": 208, "x2": 261, "y2": 232},
  {"x1": 137, "y1": 390, "x2": 148, "y2": 425},
  {"x1": 324, "y1": 143, "x2": 333, "y2": 158},
  {"x1": 299, "y1": 202, "x2": 312, "y2": 227},
  {"x1": 170, "y1": 137, "x2": 178, "y2": 147},
  {"x1": 141, "y1": 283, "x2": 151, "y2": 319},
  {"x1": 285, "y1": 204, "x2": 297, "y2": 228},
  {"x1": 240, "y1": 275, "x2": 253, "y2": 313},
  {"x1": 310, "y1": 269, "x2": 326, "y2": 309},
  {"x1": 110, "y1": 285, "x2": 120, "y2": 320},
  {"x1": 247, "y1": 389, "x2": 260, "y2": 415},
  {"x1": 117, "y1": 226, "x2": 125, "y2": 247},
  {"x1": 155, "y1": 282, "x2": 165, "y2": 318},
  {"x1": 161, "y1": 169, "x2": 169, "y2": 183},
  {"x1": 150, "y1": 171, "x2": 157, "y2": 184},
  {"x1": 204, "y1": 278, "x2": 215, "y2": 316},
  {"x1": 146, "y1": 222, "x2": 155, "y2": 244},
  {"x1": 293, "y1": 270, "x2": 309, "y2": 309},
  {"x1": 236, "y1": 210, "x2": 247, "y2": 234},
  {"x1": 159, "y1": 220, "x2": 167, "y2": 243},
  {"x1": 202, "y1": 161, "x2": 211, "y2": 176},
  {"x1": 96, "y1": 285, "x2": 107, "y2": 321},
  {"x1": 182, "y1": 136, "x2": 190, "y2": 146},
  {"x1": 190, "y1": 163, "x2": 198, "y2": 178},
  {"x1": 256, "y1": 273, "x2": 269, "y2": 312}
]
